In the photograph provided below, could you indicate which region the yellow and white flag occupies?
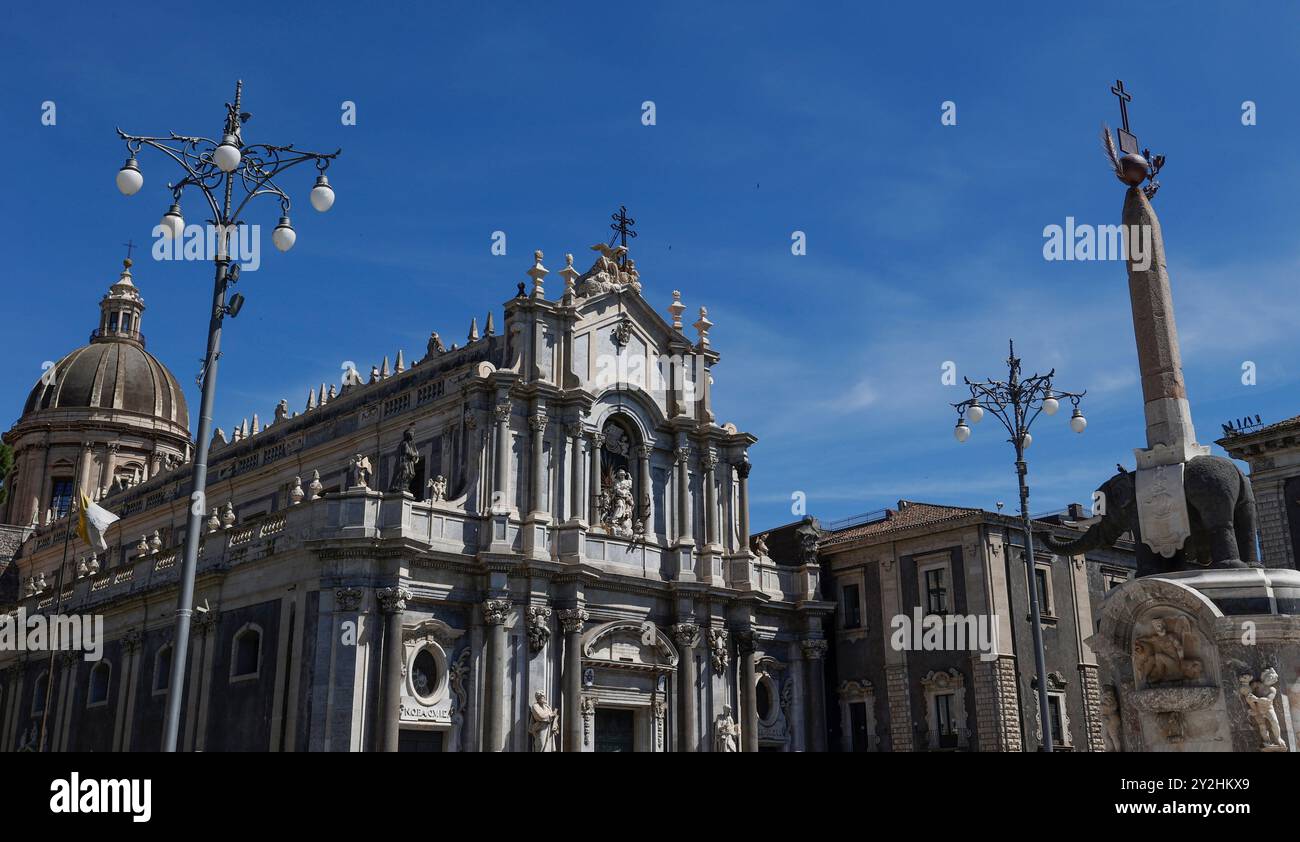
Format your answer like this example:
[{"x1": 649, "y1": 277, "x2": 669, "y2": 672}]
[{"x1": 77, "y1": 491, "x2": 119, "y2": 552}]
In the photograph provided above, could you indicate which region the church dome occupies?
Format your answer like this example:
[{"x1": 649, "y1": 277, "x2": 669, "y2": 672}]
[
  {"x1": 24, "y1": 340, "x2": 188, "y2": 426},
  {"x1": 22, "y1": 259, "x2": 188, "y2": 428}
]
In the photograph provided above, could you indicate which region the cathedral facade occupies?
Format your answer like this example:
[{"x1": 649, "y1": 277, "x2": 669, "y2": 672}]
[{"x1": 0, "y1": 244, "x2": 833, "y2": 752}]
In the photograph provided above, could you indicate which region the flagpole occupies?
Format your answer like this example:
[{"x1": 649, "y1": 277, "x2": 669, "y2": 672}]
[{"x1": 36, "y1": 445, "x2": 86, "y2": 752}]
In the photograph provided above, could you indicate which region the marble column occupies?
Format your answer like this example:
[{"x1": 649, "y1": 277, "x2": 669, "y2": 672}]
[
  {"x1": 802, "y1": 639, "x2": 829, "y2": 752},
  {"x1": 636, "y1": 444, "x2": 653, "y2": 529},
  {"x1": 672, "y1": 620, "x2": 700, "y2": 752},
  {"x1": 566, "y1": 422, "x2": 585, "y2": 523},
  {"x1": 482, "y1": 597, "x2": 511, "y2": 751},
  {"x1": 493, "y1": 400, "x2": 512, "y2": 513},
  {"x1": 529, "y1": 413, "x2": 547, "y2": 517},
  {"x1": 588, "y1": 432, "x2": 605, "y2": 526},
  {"x1": 376, "y1": 587, "x2": 409, "y2": 752},
  {"x1": 702, "y1": 450, "x2": 718, "y2": 547},
  {"x1": 675, "y1": 442, "x2": 693, "y2": 545},
  {"x1": 735, "y1": 458, "x2": 751, "y2": 552},
  {"x1": 558, "y1": 607, "x2": 588, "y2": 752},
  {"x1": 736, "y1": 632, "x2": 758, "y2": 752}
]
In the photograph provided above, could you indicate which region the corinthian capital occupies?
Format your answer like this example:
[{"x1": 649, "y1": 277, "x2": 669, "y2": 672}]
[
  {"x1": 529, "y1": 414, "x2": 548, "y2": 433},
  {"x1": 801, "y1": 638, "x2": 828, "y2": 660},
  {"x1": 482, "y1": 597, "x2": 511, "y2": 626},
  {"x1": 671, "y1": 620, "x2": 700, "y2": 649},
  {"x1": 376, "y1": 587, "x2": 411, "y2": 614},
  {"x1": 557, "y1": 607, "x2": 589, "y2": 634},
  {"x1": 494, "y1": 401, "x2": 512, "y2": 423}
]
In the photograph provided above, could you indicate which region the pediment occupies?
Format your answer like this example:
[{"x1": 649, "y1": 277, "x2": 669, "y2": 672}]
[{"x1": 582, "y1": 620, "x2": 679, "y2": 668}]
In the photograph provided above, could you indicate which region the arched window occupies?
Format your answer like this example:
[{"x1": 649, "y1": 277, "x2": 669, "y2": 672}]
[
  {"x1": 153, "y1": 645, "x2": 172, "y2": 695},
  {"x1": 32, "y1": 672, "x2": 48, "y2": 716},
  {"x1": 231, "y1": 624, "x2": 262, "y2": 681},
  {"x1": 87, "y1": 661, "x2": 111, "y2": 707}
]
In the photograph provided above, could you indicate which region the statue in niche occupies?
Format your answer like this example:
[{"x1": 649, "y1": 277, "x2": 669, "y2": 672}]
[
  {"x1": 427, "y1": 474, "x2": 447, "y2": 502},
  {"x1": 1240, "y1": 669, "x2": 1286, "y2": 750},
  {"x1": 529, "y1": 692, "x2": 559, "y2": 752},
  {"x1": 348, "y1": 454, "x2": 373, "y2": 489},
  {"x1": 714, "y1": 705, "x2": 739, "y2": 752},
  {"x1": 1133, "y1": 616, "x2": 1202, "y2": 685},
  {"x1": 601, "y1": 467, "x2": 635, "y2": 537},
  {"x1": 1100, "y1": 685, "x2": 1122, "y2": 752},
  {"x1": 388, "y1": 426, "x2": 421, "y2": 494},
  {"x1": 603, "y1": 425, "x2": 632, "y2": 458}
]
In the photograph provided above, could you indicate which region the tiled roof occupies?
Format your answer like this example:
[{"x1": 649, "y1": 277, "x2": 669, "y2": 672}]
[{"x1": 822, "y1": 501, "x2": 983, "y2": 545}]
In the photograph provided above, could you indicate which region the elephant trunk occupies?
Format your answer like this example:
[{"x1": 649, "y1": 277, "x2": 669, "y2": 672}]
[{"x1": 1038, "y1": 516, "x2": 1120, "y2": 556}]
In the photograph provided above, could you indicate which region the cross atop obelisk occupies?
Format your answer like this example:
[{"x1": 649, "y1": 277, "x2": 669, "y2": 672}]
[{"x1": 1102, "y1": 79, "x2": 1165, "y2": 199}]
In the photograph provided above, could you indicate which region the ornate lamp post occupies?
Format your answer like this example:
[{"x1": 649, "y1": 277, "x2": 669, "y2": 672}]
[
  {"x1": 950, "y1": 340, "x2": 1086, "y2": 752},
  {"x1": 115, "y1": 81, "x2": 340, "y2": 751}
]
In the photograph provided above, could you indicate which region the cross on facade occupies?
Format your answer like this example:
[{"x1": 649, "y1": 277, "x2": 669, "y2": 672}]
[
  {"x1": 123, "y1": 239, "x2": 136, "y2": 261},
  {"x1": 1110, "y1": 79, "x2": 1140, "y2": 155},
  {"x1": 609, "y1": 205, "x2": 637, "y2": 253}
]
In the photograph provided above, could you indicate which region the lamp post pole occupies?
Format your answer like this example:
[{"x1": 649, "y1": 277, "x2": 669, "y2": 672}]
[
  {"x1": 951, "y1": 340, "x2": 1087, "y2": 753},
  {"x1": 116, "y1": 81, "x2": 339, "y2": 751}
]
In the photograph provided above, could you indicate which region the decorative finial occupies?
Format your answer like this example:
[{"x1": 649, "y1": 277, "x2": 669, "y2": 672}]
[
  {"x1": 528, "y1": 249, "x2": 548, "y2": 298},
  {"x1": 306, "y1": 387, "x2": 316, "y2": 411},
  {"x1": 559, "y1": 253, "x2": 580, "y2": 302},
  {"x1": 469, "y1": 317, "x2": 480, "y2": 342},
  {"x1": 668, "y1": 290, "x2": 685, "y2": 331},
  {"x1": 485, "y1": 311, "x2": 495, "y2": 335},
  {"x1": 395, "y1": 350, "x2": 405, "y2": 373},
  {"x1": 380, "y1": 356, "x2": 391, "y2": 378},
  {"x1": 693, "y1": 306, "x2": 713, "y2": 347}
]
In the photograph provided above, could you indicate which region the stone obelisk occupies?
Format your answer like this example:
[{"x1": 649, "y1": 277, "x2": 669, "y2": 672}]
[{"x1": 1122, "y1": 186, "x2": 1210, "y2": 470}]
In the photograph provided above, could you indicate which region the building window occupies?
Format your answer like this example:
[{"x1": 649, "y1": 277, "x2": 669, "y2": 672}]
[
  {"x1": 1047, "y1": 694, "x2": 1064, "y2": 744},
  {"x1": 1032, "y1": 672, "x2": 1072, "y2": 748},
  {"x1": 920, "y1": 668, "x2": 968, "y2": 750},
  {"x1": 849, "y1": 702, "x2": 869, "y2": 752},
  {"x1": 837, "y1": 679, "x2": 877, "y2": 752},
  {"x1": 231, "y1": 625, "x2": 262, "y2": 681},
  {"x1": 49, "y1": 478, "x2": 74, "y2": 519},
  {"x1": 1103, "y1": 569, "x2": 1130, "y2": 592},
  {"x1": 87, "y1": 661, "x2": 111, "y2": 707},
  {"x1": 1032, "y1": 564, "x2": 1055, "y2": 617},
  {"x1": 925, "y1": 567, "x2": 948, "y2": 615},
  {"x1": 154, "y1": 646, "x2": 172, "y2": 695},
  {"x1": 842, "y1": 583, "x2": 862, "y2": 629},
  {"x1": 935, "y1": 693, "x2": 959, "y2": 749},
  {"x1": 108, "y1": 312, "x2": 119, "y2": 332}
]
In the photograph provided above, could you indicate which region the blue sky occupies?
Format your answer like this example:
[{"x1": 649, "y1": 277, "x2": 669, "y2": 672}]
[{"x1": 3, "y1": 1, "x2": 1298, "y2": 532}]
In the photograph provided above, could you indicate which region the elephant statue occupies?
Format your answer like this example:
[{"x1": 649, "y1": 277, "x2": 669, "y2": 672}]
[{"x1": 1038, "y1": 455, "x2": 1267, "y2": 578}]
